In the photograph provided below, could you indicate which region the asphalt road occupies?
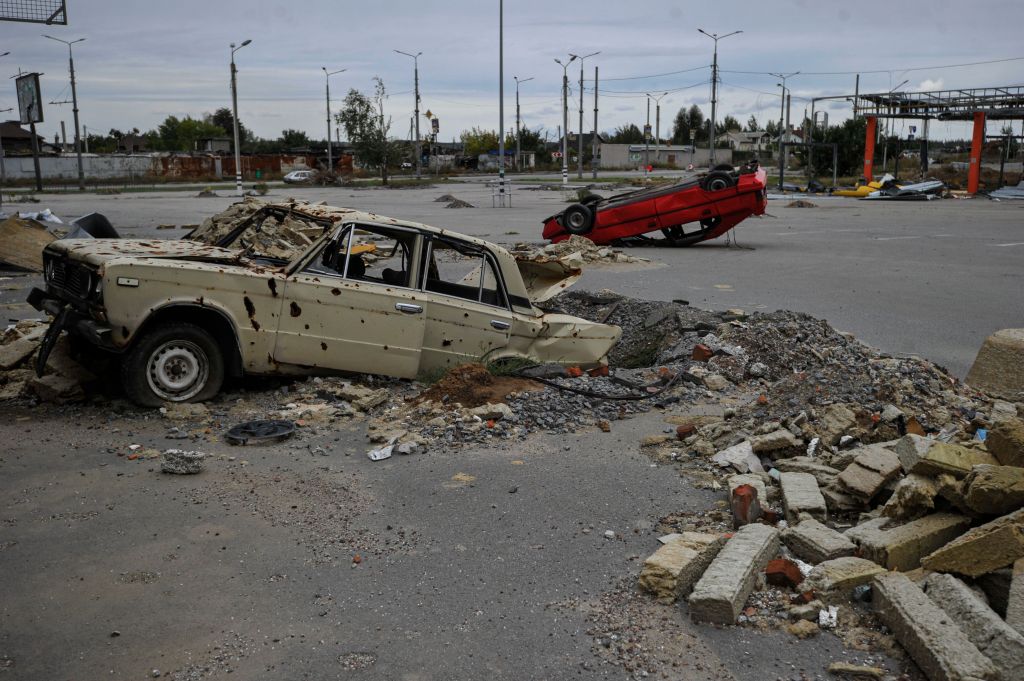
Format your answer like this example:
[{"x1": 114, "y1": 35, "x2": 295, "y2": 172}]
[{"x1": 3, "y1": 181, "x2": 1022, "y2": 376}]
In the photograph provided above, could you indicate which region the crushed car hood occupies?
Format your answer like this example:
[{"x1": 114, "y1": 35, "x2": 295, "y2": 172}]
[
  {"x1": 515, "y1": 259, "x2": 582, "y2": 303},
  {"x1": 45, "y1": 239, "x2": 242, "y2": 267}
]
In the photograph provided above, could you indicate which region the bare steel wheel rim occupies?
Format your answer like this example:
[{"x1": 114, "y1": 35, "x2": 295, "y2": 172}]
[
  {"x1": 566, "y1": 211, "x2": 587, "y2": 229},
  {"x1": 146, "y1": 340, "x2": 209, "y2": 402},
  {"x1": 708, "y1": 178, "x2": 729, "y2": 191}
]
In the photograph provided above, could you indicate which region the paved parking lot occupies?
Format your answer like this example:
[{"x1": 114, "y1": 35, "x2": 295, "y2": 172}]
[{"x1": 4, "y1": 181, "x2": 1021, "y2": 376}]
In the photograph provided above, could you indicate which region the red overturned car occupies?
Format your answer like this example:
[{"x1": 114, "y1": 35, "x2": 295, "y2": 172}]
[{"x1": 542, "y1": 162, "x2": 767, "y2": 246}]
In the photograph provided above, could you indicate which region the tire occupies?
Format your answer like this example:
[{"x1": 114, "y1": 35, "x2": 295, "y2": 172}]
[
  {"x1": 562, "y1": 203, "x2": 594, "y2": 235},
  {"x1": 122, "y1": 322, "x2": 225, "y2": 407},
  {"x1": 580, "y1": 193, "x2": 603, "y2": 206},
  {"x1": 700, "y1": 171, "x2": 735, "y2": 192},
  {"x1": 711, "y1": 163, "x2": 735, "y2": 172}
]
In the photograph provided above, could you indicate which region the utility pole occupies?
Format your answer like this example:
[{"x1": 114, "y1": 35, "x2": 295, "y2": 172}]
[
  {"x1": 229, "y1": 39, "x2": 251, "y2": 197},
  {"x1": 772, "y1": 72, "x2": 798, "y2": 189},
  {"x1": 647, "y1": 91, "x2": 668, "y2": 165},
  {"x1": 323, "y1": 67, "x2": 345, "y2": 172},
  {"x1": 395, "y1": 50, "x2": 423, "y2": 180},
  {"x1": 592, "y1": 66, "x2": 599, "y2": 179},
  {"x1": 570, "y1": 51, "x2": 599, "y2": 179},
  {"x1": 644, "y1": 96, "x2": 650, "y2": 181},
  {"x1": 555, "y1": 54, "x2": 577, "y2": 186},
  {"x1": 497, "y1": 1, "x2": 504, "y2": 203},
  {"x1": 698, "y1": 29, "x2": 742, "y2": 166},
  {"x1": 514, "y1": 75, "x2": 533, "y2": 172},
  {"x1": 43, "y1": 35, "x2": 85, "y2": 190}
]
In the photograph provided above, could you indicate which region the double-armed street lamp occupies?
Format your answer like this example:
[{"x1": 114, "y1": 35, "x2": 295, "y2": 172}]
[
  {"x1": 323, "y1": 67, "x2": 346, "y2": 172},
  {"x1": 42, "y1": 35, "x2": 85, "y2": 190}
]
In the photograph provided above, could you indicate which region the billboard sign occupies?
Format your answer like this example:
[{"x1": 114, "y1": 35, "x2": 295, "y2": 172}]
[{"x1": 16, "y1": 73, "x2": 44, "y2": 124}]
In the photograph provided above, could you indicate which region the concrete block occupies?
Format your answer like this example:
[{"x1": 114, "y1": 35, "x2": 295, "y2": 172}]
[
  {"x1": 1007, "y1": 559, "x2": 1024, "y2": 638},
  {"x1": 922, "y1": 508, "x2": 1024, "y2": 577},
  {"x1": 925, "y1": 573, "x2": 1024, "y2": 680},
  {"x1": 881, "y1": 473, "x2": 939, "y2": 521},
  {"x1": 780, "y1": 472, "x2": 827, "y2": 523},
  {"x1": 963, "y1": 465, "x2": 1024, "y2": 516},
  {"x1": 711, "y1": 440, "x2": 763, "y2": 474},
  {"x1": 815, "y1": 403, "x2": 858, "y2": 445},
  {"x1": 896, "y1": 434, "x2": 999, "y2": 479},
  {"x1": 771, "y1": 456, "x2": 840, "y2": 488},
  {"x1": 873, "y1": 572, "x2": 998, "y2": 681},
  {"x1": 986, "y1": 418, "x2": 1024, "y2": 468},
  {"x1": 805, "y1": 556, "x2": 886, "y2": 595},
  {"x1": 846, "y1": 513, "x2": 971, "y2": 571},
  {"x1": 782, "y1": 519, "x2": 857, "y2": 564},
  {"x1": 965, "y1": 328, "x2": 1024, "y2": 402},
  {"x1": 821, "y1": 484, "x2": 865, "y2": 514},
  {"x1": 638, "y1": 532, "x2": 726, "y2": 603},
  {"x1": 688, "y1": 523, "x2": 780, "y2": 624},
  {"x1": 750, "y1": 428, "x2": 802, "y2": 456},
  {"x1": 837, "y1": 444, "x2": 902, "y2": 501}
]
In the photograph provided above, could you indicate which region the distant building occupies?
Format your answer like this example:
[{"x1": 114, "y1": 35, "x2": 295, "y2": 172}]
[
  {"x1": 0, "y1": 120, "x2": 47, "y2": 153},
  {"x1": 197, "y1": 136, "x2": 233, "y2": 153},
  {"x1": 717, "y1": 130, "x2": 771, "y2": 153},
  {"x1": 117, "y1": 134, "x2": 149, "y2": 154}
]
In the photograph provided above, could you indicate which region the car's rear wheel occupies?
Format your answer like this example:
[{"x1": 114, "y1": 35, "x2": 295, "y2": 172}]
[
  {"x1": 562, "y1": 203, "x2": 594, "y2": 235},
  {"x1": 122, "y1": 323, "x2": 224, "y2": 407},
  {"x1": 701, "y1": 171, "x2": 735, "y2": 192},
  {"x1": 711, "y1": 163, "x2": 735, "y2": 172}
]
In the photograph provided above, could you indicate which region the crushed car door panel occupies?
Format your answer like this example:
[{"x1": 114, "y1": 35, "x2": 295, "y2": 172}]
[
  {"x1": 272, "y1": 224, "x2": 426, "y2": 379},
  {"x1": 418, "y1": 237, "x2": 514, "y2": 371}
]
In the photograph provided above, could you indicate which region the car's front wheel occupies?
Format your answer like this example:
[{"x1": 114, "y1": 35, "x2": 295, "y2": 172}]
[{"x1": 122, "y1": 323, "x2": 224, "y2": 407}]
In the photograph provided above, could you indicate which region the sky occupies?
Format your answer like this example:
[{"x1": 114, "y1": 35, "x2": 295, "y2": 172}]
[{"x1": 1, "y1": 0, "x2": 1022, "y2": 145}]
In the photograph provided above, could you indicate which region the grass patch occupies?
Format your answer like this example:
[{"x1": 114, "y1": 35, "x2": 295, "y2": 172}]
[{"x1": 485, "y1": 357, "x2": 537, "y2": 377}]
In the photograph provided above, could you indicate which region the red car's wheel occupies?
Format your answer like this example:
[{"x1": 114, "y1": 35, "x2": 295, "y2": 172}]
[
  {"x1": 701, "y1": 171, "x2": 735, "y2": 192},
  {"x1": 562, "y1": 203, "x2": 594, "y2": 235}
]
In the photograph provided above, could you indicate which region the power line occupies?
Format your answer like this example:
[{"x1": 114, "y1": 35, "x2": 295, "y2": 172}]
[
  {"x1": 719, "y1": 55, "x2": 1024, "y2": 77},
  {"x1": 597, "y1": 64, "x2": 710, "y2": 82}
]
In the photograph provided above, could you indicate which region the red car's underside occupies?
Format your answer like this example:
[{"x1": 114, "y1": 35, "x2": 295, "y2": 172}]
[{"x1": 542, "y1": 166, "x2": 768, "y2": 246}]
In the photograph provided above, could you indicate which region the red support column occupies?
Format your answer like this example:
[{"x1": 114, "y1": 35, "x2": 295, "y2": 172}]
[
  {"x1": 967, "y1": 111, "x2": 986, "y2": 194},
  {"x1": 863, "y1": 115, "x2": 877, "y2": 181}
]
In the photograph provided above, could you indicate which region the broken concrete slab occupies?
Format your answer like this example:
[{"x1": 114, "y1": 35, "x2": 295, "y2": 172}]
[
  {"x1": 771, "y1": 456, "x2": 840, "y2": 488},
  {"x1": 986, "y1": 418, "x2": 1024, "y2": 468},
  {"x1": 821, "y1": 484, "x2": 865, "y2": 514},
  {"x1": 711, "y1": 440, "x2": 763, "y2": 474},
  {"x1": 750, "y1": 428, "x2": 803, "y2": 457},
  {"x1": 0, "y1": 215, "x2": 57, "y2": 271},
  {"x1": 962, "y1": 465, "x2": 1024, "y2": 516},
  {"x1": 836, "y1": 443, "x2": 902, "y2": 501},
  {"x1": 805, "y1": 556, "x2": 886, "y2": 595},
  {"x1": 0, "y1": 328, "x2": 44, "y2": 370},
  {"x1": 922, "y1": 508, "x2": 1024, "y2": 577},
  {"x1": 872, "y1": 572, "x2": 998, "y2": 681},
  {"x1": 895, "y1": 434, "x2": 999, "y2": 478},
  {"x1": 881, "y1": 473, "x2": 939, "y2": 521},
  {"x1": 846, "y1": 513, "x2": 971, "y2": 571},
  {"x1": 1007, "y1": 559, "x2": 1024, "y2": 637},
  {"x1": 28, "y1": 374, "x2": 84, "y2": 404},
  {"x1": 160, "y1": 449, "x2": 206, "y2": 475},
  {"x1": 688, "y1": 523, "x2": 780, "y2": 625},
  {"x1": 782, "y1": 519, "x2": 857, "y2": 564},
  {"x1": 925, "y1": 572, "x2": 1024, "y2": 680},
  {"x1": 638, "y1": 532, "x2": 726, "y2": 604},
  {"x1": 780, "y1": 472, "x2": 827, "y2": 523},
  {"x1": 965, "y1": 328, "x2": 1024, "y2": 402},
  {"x1": 815, "y1": 403, "x2": 858, "y2": 445}
]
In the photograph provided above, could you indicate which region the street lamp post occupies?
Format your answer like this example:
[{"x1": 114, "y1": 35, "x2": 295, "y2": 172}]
[
  {"x1": 394, "y1": 50, "x2": 423, "y2": 180},
  {"x1": 697, "y1": 28, "x2": 742, "y2": 165},
  {"x1": 771, "y1": 72, "x2": 798, "y2": 189},
  {"x1": 0, "y1": 52, "x2": 8, "y2": 211},
  {"x1": 322, "y1": 67, "x2": 345, "y2": 173},
  {"x1": 647, "y1": 91, "x2": 668, "y2": 165},
  {"x1": 514, "y1": 76, "x2": 533, "y2": 172},
  {"x1": 43, "y1": 35, "x2": 85, "y2": 190},
  {"x1": 570, "y1": 51, "x2": 599, "y2": 179},
  {"x1": 230, "y1": 39, "x2": 251, "y2": 197},
  {"x1": 554, "y1": 54, "x2": 578, "y2": 186}
]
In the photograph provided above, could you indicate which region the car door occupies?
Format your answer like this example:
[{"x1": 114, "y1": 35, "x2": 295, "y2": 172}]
[
  {"x1": 417, "y1": 236, "x2": 514, "y2": 372},
  {"x1": 272, "y1": 223, "x2": 427, "y2": 379}
]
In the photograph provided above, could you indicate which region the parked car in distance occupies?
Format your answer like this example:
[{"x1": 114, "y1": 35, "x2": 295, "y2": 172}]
[
  {"x1": 542, "y1": 162, "x2": 767, "y2": 247},
  {"x1": 29, "y1": 203, "x2": 621, "y2": 406},
  {"x1": 283, "y1": 169, "x2": 316, "y2": 184},
  {"x1": 400, "y1": 162, "x2": 414, "y2": 170}
]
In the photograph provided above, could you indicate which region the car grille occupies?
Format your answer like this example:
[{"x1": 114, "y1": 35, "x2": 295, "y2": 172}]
[{"x1": 47, "y1": 258, "x2": 92, "y2": 300}]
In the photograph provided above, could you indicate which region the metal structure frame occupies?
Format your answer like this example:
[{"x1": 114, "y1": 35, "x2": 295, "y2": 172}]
[
  {"x1": 0, "y1": 0, "x2": 66, "y2": 24},
  {"x1": 856, "y1": 85, "x2": 1024, "y2": 193}
]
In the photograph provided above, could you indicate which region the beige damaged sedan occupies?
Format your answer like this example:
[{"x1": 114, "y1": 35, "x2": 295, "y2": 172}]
[{"x1": 29, "y1": 202, "x2": 621, "y2": 406}]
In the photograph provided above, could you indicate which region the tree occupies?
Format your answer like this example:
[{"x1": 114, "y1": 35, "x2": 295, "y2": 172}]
[
  {"x1": 606, "y1": 123, "x2": 644, "y2": 144},
  {"x1": 209, "y1": 107, "x2": 250, "y2": 148},
  {"x1": 336, "y1": 77, "x2": 403, "y2": 183},
  {"x1": 671, "y1": 107, "x2": 690, "y2": 144},
  {"x1": 280, "y1": 129, "x2": 312, "y2": 149},
  {"x1": 460, "y1": 127, "x2": 500, "y2": 157},
  {"x1": 687, "y1": 105, "x2": 706, "y2": 142},
  {"x1": 719, "y1": 115, "x2": 742, "y2": 135},
  {"x1": 746, "y1": 115, "x2": 760, "y2": 132},
  {"x1": 765, "y1": 119, "x2": 779, "y2": 138}
]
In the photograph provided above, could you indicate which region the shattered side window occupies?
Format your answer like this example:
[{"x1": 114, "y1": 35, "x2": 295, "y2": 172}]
[
  {"x1": 423, "y1": 239, "x2": 506, "y2": 308},
  {"x1": 343, "y1": 227, "x2": 415, "y2": 288}
]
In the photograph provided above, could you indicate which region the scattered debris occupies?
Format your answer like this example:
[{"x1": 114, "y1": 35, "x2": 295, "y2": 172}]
[
  {"x1": 787, "y1": 199, "x2": 818, "y2": 208},
  {"x1": 445, "y1": 198, "x2": 474, "y2": 209},
  {"x1": 160, "y1": 449, "x2": 206, "y2": 474},
  {"x1": 0, "y1": 215, "x2": 57, "y2": 271},
  {"x1": 225, "y1": 419, "x2": 296, "y2": 445},
  {"x1": 509, "y1": 236, "x2": 649, "y2": 266}
]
